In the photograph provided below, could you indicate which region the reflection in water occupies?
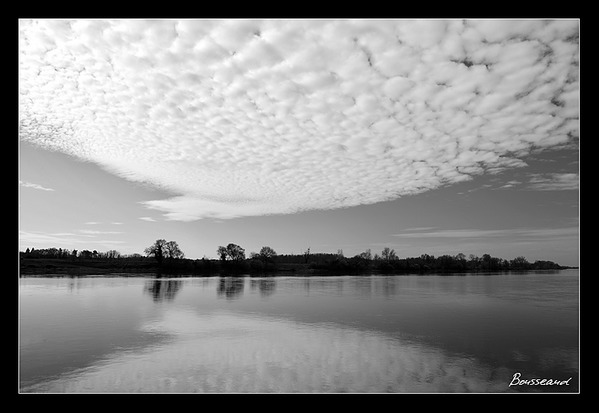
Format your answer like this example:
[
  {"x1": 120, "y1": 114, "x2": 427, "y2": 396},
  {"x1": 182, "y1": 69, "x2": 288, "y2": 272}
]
[
  {"x1": 20, "y1": 273, "x2": 579, "y2": 393},
  {"x1": 21, "y1": 308, "x2": 513, "y2": 393},
  {"x1": 67, "y1": 277, "x2": 80, "y2": 293},
  {"x1": 250, "y1": 278, "x2": 276, "y2": 297},
  {"x1": 297, "y1": 277, "x2": 398, "y2": 299},
  {"x1": 144, "y1": 279, "x2": 183, "y2": 302},
  {"x1": 217, "y1": 277, "x2": 245, "y2": 300}
]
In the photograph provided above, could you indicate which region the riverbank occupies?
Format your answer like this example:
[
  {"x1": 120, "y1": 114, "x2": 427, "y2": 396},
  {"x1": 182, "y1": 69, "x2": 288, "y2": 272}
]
[
  {"x1": 19, "y1": 257, "x2": 306, "y2": 276},
  {"x1": 19, "y1": 256, "x2": 576, "y2": 276}
]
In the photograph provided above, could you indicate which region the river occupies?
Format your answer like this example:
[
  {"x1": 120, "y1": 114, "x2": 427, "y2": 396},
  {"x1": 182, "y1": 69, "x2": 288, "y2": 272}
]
[{"x1": 19, "y1": 271, "x2": 579, "y2": 393}]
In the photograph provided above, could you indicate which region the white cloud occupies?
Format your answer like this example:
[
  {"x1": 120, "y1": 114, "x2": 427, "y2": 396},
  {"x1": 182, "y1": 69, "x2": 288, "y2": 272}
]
[
  {"x1": 393, "y1": 227, "x2": 579, "y2": 240},
  {"x1": 139, "y1": 216, "x2": 157, "y2": 222},
  {"x1": 79, "y1": 230, "x2": 124, "y2": 235},
  {"x1": 19, "y1": 180, "x2": 54, "y2": 191},
  {"x1": 19, "y1": 19, "x2": 579, "y2": 221},
  {"x1": 20, "y1": 230, "x2": 95, "y2": 246},
  {"x1": 20, "y1": 230, "x2": 77, "y2": 247},
  {"x1": 527, "y1": 173, "x2": 579, "y2": 191}
]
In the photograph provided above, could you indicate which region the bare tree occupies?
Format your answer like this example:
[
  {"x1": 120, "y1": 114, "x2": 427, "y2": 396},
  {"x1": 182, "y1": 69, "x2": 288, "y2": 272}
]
[
  {"x1": 381, "y1": 247, "x2": 397, "y2": 261},
  {"x1": 145, "y1": 239, "x2": 167, "y2": 264},
  {"x1": 164, "y1": 240, "x2": 184, "y2": 259},
  {"x1": 304, "y1": 247, "x2": 311, "y2": 263},
  {"x1": 106, "y1": 249, "x2": 121, "y2": 259}
]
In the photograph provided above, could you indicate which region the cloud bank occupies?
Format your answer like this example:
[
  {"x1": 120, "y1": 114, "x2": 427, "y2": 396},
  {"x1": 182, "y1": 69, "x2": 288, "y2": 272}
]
[{"x1": 19, "y1": 19, "x2": 579, "y2": 220}]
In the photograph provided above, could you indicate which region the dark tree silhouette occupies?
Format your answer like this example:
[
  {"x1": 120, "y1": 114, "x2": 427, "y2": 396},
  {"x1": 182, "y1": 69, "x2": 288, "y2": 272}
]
[
  {"x1": 227, "y1": 243, "x2": 245, "y2": 261},
  {"x1": 358, "y1": 249, "x2": 372, "y2": 260},
  {"x1": 217, "y1": 243, "x2": 246, "y2": 261},
  {"x1": 79, "y1": 250, "x2": 93, "y2": 259},
  {"x1": 144, "y1": 239, "x2": 184, "y2": 265},
  {"x1": 381, "y1": 247, "x2": 398, "y2": 261},
  {"x1": 257, "y1": 246, "x2": 277, "y2": 263},
  {"x1": 105, "y1": 249, "x2": 121, "y2": 259},
  {"x1": 164, "y1": 240, "x2": 184, "y2": 259},
  {"x1": 144, "y1": 239, "x2": 167, "y2": 264},
  {"x1": 304, "y1": 247, "x2": 311, "y2": 263},
  {"x1": 217, "y1": 245, "x2": 228, "y2": 261}
]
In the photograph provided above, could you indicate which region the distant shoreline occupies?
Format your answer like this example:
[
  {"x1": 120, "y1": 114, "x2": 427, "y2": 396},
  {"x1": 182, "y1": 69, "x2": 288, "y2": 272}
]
[{"x1": 19, "y1": 256, "x2": 578, "y2": 277}]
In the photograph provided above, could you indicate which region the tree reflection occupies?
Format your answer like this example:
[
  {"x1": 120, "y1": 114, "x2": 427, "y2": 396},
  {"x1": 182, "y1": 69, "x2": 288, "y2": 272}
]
[
  {"x1": 67, "y1": 276, "x2": 81, "y2": 293},
  {"x1": 250, "y1": 278, "x2": 277, "y2": 297},
  {"x1": 380, "y1": 277, "x2": 398, "y2": 298},
  {"x1": 144, "y1": 279, "x2": 183, "y2": 302},
  {"x1": 217, "y1": 277, "x2": 245, "y2": 300}
]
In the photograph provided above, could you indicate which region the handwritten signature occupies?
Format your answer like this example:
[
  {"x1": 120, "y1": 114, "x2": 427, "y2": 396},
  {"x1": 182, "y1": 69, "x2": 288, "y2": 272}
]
[{"x1": 509, "y1": 372, "x2": 572, "y2": 387}]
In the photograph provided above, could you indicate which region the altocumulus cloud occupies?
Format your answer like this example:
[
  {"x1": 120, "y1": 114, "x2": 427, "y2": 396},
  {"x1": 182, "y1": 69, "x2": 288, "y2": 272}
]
[{"x1": 19, "y1": 19, "x2": 579, "y2": 221}]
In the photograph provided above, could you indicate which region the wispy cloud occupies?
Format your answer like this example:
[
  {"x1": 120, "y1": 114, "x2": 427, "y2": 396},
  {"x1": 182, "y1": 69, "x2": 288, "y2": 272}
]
[
  {"x1": 79, "y1": 229, "x2": 124, "y2": 235},
  {"x1": 497, "y1": 180, "x2": 522, "y2": 189},
  {"x1": 393, "y1": 227, "x2": 578, "y2": 240},
  {"x1": 20, "y1": 230, "x2": 91, "y2": 246},
  {"x1": 527, "y1": 173, "x2": 579, "y2": 191},
  {"x1": 20, "y1": 230, "x2": 126, "y2": 250},
  {"x1": 19, "y1": 180, "x2": 54, "y2": 191},
  {"x1": 94, "y1": 240, "x2": 126, "y2": 246},
  {"x1": 84, "y1": 221, "x2": 125, "y2": 226},
  {"x1": 19, "y1": 19, "x2": 579, "y2": 221},
  {"x1": 401, "y1": 227, "x2": 438, "y2": 232},
  {"x1": 139, "y1": 216, "x2": 156, "y2": 222}
]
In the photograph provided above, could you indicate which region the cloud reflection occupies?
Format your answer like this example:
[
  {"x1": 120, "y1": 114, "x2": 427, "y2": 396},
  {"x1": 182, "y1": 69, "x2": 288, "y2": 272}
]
[{"x1": 22, "y1": 308, "x2": 512, "y2": 393}]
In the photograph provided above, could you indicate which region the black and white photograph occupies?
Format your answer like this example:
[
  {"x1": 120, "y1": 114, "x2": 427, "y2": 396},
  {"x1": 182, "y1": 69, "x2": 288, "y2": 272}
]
[{"x1": 18, "y1": 18, "x2": 579, "y2": 394}]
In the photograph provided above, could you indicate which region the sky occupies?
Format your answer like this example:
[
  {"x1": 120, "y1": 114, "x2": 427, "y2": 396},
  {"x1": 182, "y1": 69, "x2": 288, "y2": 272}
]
[{"x1": 18, "y1": 19, "x2": 580, "y2": 266}]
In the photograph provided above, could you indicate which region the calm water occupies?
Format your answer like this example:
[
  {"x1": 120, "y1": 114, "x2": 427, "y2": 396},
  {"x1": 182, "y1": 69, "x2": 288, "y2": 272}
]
[{"x1": 19, "y1": 271, "x2": 579, "y2": 393}]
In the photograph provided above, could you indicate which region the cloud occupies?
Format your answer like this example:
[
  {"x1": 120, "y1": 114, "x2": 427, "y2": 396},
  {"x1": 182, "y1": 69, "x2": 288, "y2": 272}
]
[
  {"x1": 393, "y1": 227, "x2": 579, "y2": 240},
  {"x1": 20, "y1": 230, "x2": 95, "y2": 245},
  {"x1": 78, "y1": 229, "x2": 124, "y2": 235},
  {"x1": 20, "y1": 230, "x2": 126, "y2": 251},
  {"x1": 84, "y1": 221, "x2": 124, "y2": 225},
  {"x1": 527, "y1": 173, "x2": 579, "y2": 191},
  {"x1": 19, "y1": 19, "x2": 579, "y2": 221},
  {"x1": 19, "y1": 180, "x2": 54, "y2": 191},
  {"x1": 139, "y1": 216, "x2": 157, "y2": 222},
  {"x1": 20, "y1": 230, "x2": 79, "y2": 247}
]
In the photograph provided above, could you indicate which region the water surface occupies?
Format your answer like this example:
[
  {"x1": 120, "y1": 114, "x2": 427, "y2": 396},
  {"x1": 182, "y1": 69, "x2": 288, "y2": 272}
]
[{"x1": 19, "y1": 271, "x2": 579, "y2": 393}]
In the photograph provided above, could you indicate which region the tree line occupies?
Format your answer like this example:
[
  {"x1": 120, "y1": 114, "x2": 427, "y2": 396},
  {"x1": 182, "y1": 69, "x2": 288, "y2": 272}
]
[
  {"x1": 21, "y1": 247, "x2": 130, "y2": 259},
  {"x1": 20, "y1": 239, "x2": 573, "y2": 275},
  {"x1": 305, "y1": 250, "x2": 569, "y2": 273}
]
